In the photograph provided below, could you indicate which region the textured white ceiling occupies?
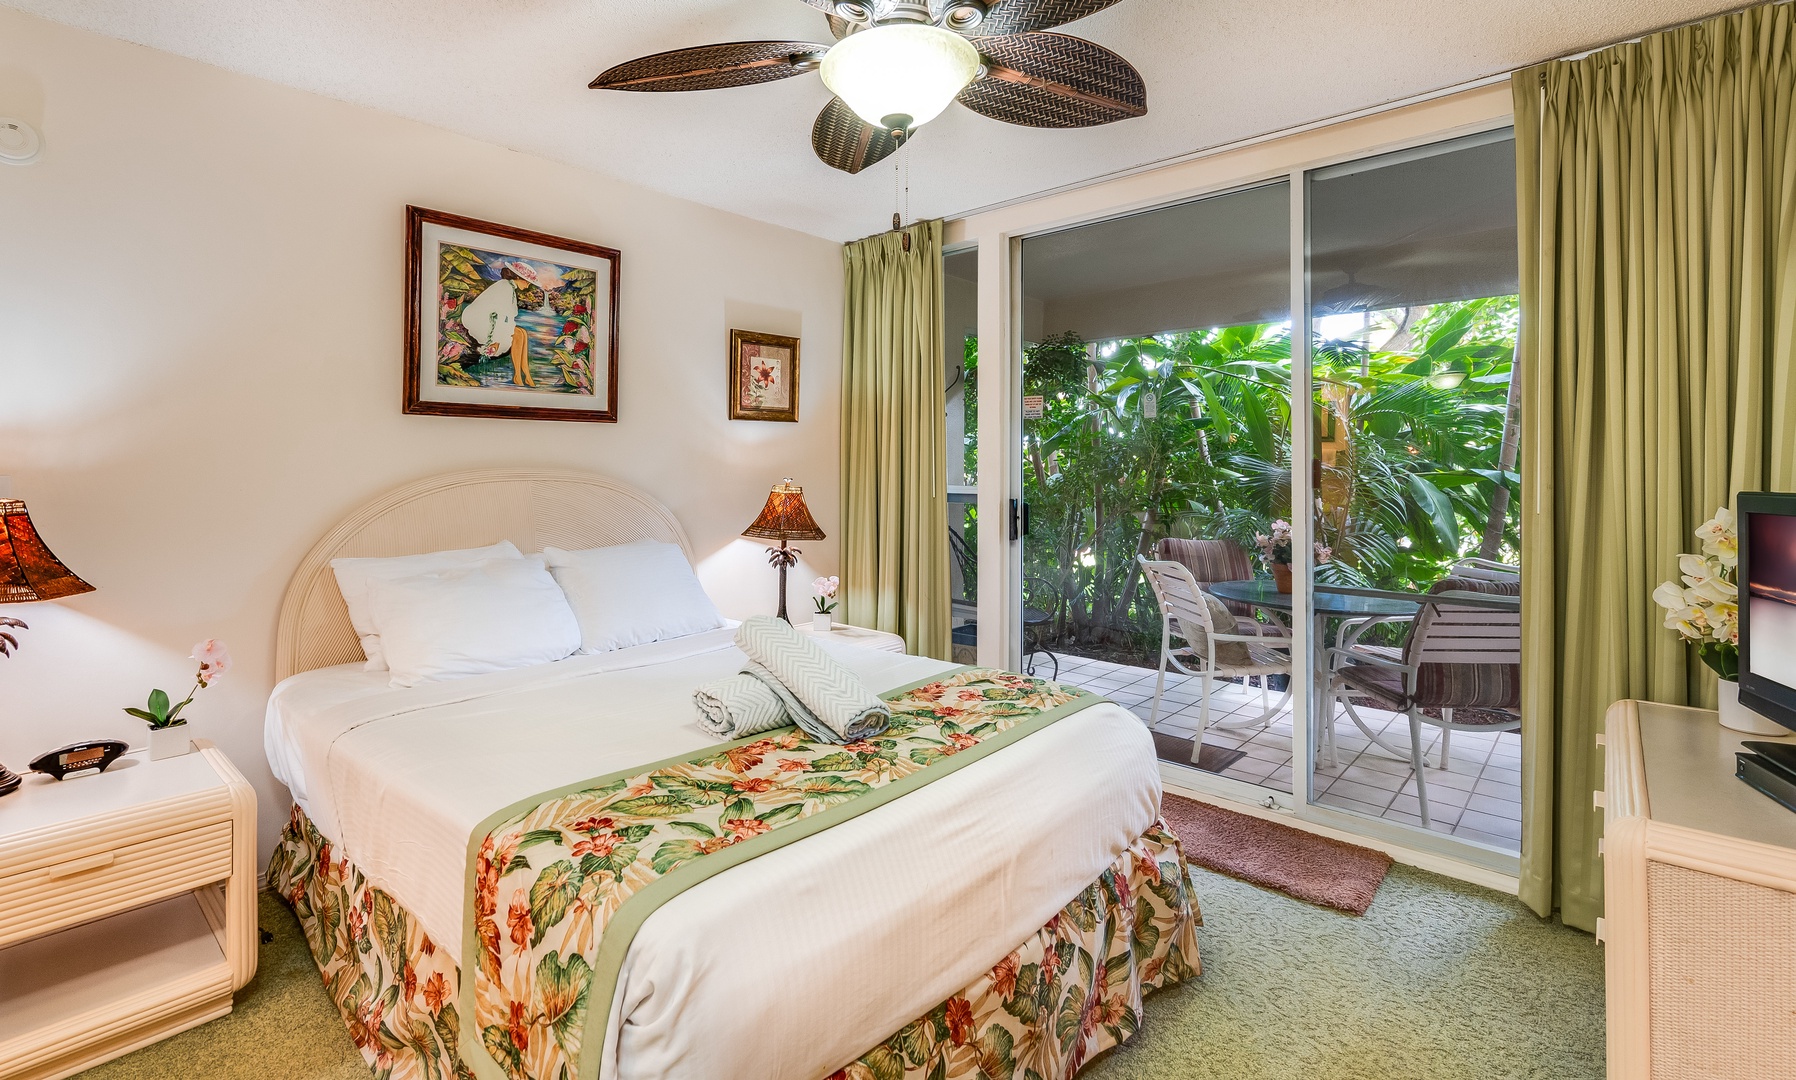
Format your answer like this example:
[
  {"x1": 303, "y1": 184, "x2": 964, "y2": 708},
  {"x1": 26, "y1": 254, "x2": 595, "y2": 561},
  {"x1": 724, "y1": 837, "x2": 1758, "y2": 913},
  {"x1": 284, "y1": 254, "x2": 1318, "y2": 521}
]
[{"x1": 6, "y1": 0, "x2": 1745, "y2": 240}]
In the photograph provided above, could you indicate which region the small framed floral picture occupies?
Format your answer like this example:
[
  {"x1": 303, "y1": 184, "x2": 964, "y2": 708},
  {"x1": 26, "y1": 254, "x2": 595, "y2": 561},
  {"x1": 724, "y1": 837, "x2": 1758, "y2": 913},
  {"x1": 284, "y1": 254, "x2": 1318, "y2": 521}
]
[{"x1": 729, "y1": 330, "x2": 800, "y2": 423}]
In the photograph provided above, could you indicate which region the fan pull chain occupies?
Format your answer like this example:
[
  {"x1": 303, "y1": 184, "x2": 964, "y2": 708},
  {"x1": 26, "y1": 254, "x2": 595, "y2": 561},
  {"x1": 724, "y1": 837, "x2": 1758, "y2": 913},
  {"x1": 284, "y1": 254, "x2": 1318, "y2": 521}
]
[{"x1": 891, "y1": 146, "x2": 913, "y2": 253}]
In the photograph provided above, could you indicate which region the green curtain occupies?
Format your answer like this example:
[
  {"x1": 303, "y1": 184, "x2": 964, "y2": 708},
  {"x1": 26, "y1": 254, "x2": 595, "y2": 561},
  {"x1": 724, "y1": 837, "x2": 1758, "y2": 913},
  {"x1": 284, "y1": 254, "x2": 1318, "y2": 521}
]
[
  {"x1": 1514, "y1": 2, "x2": 1796, "y2": 931},
  {"x1": 841, "y1": 220, "x2": 951, "y2": 660}
]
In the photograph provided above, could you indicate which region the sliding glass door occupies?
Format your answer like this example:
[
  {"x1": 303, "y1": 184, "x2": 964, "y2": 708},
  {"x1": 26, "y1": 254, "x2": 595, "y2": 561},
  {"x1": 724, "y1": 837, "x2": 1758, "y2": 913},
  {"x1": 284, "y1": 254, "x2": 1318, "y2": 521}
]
[
  {"x1": 976, "y1": 123, "x2": 1523, "y2": 866},
  {"x1": 1303, "y1": 130, "x2": 1522, "y2": 852},
  {"x1": 1014, "y1": 180, "x2": 1295, "y2": 796}
]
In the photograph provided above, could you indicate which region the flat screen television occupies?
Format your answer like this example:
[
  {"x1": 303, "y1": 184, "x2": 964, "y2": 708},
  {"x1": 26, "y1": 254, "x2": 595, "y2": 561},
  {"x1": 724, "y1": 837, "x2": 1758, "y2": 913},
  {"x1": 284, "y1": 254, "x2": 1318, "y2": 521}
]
[{"x1": 1739, "y1": 491, "x2": 1796, "y2": 732}]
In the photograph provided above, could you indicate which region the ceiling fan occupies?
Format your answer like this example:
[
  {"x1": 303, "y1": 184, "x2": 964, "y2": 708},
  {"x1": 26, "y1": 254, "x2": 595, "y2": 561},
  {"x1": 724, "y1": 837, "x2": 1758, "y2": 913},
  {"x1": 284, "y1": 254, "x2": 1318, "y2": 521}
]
[{"x1": 591, "y1": 0, "x2": 1147, "y2": 175}]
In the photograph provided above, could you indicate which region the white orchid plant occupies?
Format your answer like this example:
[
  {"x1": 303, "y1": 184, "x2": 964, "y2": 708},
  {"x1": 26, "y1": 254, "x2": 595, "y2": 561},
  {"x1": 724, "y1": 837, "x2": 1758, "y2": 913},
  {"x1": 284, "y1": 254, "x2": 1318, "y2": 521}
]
[
  {"x1": 1653, "y1": 508, "x2": 1739, "y2": 680},
  {"x1": 811, "y1": 575, "x2": 840, "y2": 615}
]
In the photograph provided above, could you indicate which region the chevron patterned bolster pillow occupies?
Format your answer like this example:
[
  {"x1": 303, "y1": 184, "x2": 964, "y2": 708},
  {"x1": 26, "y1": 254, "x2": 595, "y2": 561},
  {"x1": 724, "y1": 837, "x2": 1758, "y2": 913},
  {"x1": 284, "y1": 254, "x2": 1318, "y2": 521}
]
[
  {"x1": 734, "y1": 615, "x2": 891, "y2": 744},
  {"x1": 693, "y1": 673, "x2": 791, "y2": 739}
]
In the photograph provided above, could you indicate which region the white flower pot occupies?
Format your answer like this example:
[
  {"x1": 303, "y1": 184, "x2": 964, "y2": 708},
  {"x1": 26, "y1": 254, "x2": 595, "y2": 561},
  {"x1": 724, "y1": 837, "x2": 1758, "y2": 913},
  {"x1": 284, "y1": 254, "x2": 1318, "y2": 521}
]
[
  {"x1": 149, "y1": 724, "x2": 192, "y2": 761},
  {"x1": 1717, "y1": 679, "x2": 1786, "y2": 735},
  {"x1": 811, "y1": 612, "x2": 833, "y2": 632}
]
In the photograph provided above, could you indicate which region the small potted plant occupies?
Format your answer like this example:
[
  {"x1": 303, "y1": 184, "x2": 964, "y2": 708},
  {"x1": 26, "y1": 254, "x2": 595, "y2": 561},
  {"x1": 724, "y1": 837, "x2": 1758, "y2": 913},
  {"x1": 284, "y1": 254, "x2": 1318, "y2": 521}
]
[
  {"x1": 126, "y1": 639, "x2": 232, "y2": 759},
  {"x1": 1652, "y1": 509, "x2": 1780, "y2": 733},
  {"x1": 1253, "y1": 521, "x2": 1331, "y2": 594},
  {"x1": 811, "y1": 576, "x2": 839, "y2": 632}
]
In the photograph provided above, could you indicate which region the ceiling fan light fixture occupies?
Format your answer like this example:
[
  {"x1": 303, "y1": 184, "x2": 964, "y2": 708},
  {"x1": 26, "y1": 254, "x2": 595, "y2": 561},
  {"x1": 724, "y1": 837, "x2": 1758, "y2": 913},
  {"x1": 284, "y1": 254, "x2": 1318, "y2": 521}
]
[{"x1": 820, "y1": 23, "x2": 981, "y2": 133}]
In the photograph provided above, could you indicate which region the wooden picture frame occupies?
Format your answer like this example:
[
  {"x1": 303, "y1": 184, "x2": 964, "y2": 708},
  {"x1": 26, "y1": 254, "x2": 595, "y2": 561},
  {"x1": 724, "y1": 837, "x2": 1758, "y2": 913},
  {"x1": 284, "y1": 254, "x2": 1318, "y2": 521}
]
[
  {"x1": 404, "y1": 206, "x2": 621, "y2": 423},
  {"x1": 728, "y1": 330, "x2": 800, "y2": 423}
]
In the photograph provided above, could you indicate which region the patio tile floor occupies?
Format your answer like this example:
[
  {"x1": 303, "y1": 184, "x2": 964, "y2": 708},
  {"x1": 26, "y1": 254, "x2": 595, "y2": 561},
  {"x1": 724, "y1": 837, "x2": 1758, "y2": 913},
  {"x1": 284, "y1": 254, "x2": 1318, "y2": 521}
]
[{"x1": 1051, "y1": 653, "x2": 1522, "y2": 853}]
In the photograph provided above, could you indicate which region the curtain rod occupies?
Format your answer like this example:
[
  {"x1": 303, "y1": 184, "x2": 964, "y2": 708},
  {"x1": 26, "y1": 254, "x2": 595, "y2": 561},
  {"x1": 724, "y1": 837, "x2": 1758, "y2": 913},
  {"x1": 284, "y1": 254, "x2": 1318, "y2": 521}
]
[{"x1": 946, "y1": 0, "x2": 1772, "y2": 224}]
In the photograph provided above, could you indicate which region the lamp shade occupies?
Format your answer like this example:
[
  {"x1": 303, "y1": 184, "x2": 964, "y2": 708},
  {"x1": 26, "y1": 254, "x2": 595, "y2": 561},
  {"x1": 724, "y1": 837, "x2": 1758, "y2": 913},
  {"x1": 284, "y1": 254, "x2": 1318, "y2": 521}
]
[
  {"x1": 820, "y1": 23, "x2": 982, "y2": 132},
  {"x1": 0, "y1": 499, "x2": 95, "y2": 604},
  {"x1": 743, "y1": 479, "x2": 826, "y2": 542}
]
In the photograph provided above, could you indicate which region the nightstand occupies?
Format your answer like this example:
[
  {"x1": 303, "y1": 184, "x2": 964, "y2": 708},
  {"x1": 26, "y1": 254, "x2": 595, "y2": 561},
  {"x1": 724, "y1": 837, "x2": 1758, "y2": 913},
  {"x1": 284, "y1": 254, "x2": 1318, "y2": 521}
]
[
  {"x1": 794, "y1": 621, "x2": 908, "y2": 654},
  {"x1": 0, "y1": 740, "x2": 257, "y2": 1080}
]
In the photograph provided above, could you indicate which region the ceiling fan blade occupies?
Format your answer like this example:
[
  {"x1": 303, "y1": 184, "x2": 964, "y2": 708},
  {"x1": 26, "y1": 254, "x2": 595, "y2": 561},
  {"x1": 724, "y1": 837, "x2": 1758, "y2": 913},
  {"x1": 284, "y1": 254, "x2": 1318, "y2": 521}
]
[
  {"x1": 973, "y1": 0, "x2": 1125, "y2": 36},
  {"x1": 812, "y1": 98, "x2": 900, "y2": 174},
  {"x1": 590, "y1": 41, "x2": 831, "y2": 93},
  {"x1": 958, "y1": 32, "x2": 1146, "y2": 127}
]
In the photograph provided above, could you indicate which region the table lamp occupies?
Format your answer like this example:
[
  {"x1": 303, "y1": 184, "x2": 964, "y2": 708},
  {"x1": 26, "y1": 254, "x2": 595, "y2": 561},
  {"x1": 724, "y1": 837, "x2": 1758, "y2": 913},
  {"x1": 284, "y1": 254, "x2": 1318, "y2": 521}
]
[
  {"x1": 0, "y1": 498, "x2": 95, "y2": 796},
  {"x1": 742, "y1": 478, "x2": 825, "y2": 623}
]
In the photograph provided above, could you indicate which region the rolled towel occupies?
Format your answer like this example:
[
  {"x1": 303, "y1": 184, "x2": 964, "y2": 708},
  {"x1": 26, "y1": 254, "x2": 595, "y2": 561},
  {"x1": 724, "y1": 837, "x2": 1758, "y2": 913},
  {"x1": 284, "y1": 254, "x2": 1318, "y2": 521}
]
[
  {"x1": 693, "y1": 673, "x2": 790, "y2": 739},
  {"x1": 734, "y1": 615, "x2": 889, "y2": 743}
]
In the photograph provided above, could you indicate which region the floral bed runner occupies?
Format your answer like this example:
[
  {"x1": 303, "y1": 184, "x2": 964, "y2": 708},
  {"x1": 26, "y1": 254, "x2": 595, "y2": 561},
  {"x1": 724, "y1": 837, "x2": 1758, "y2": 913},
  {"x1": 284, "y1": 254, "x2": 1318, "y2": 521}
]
[{"x1": 460, "y1": 667, "x2": 1101, "y2": 1080}]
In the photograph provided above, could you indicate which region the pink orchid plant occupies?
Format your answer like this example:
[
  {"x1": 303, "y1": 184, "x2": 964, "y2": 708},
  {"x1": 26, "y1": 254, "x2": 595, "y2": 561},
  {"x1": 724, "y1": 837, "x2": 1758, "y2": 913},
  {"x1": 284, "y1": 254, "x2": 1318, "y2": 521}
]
[
  {"x1": 126, "y1": 639, "x2": 232, "y2": 730},
  {"x1": 811, "y1": 575, "x2": 840, "y2": 615}
]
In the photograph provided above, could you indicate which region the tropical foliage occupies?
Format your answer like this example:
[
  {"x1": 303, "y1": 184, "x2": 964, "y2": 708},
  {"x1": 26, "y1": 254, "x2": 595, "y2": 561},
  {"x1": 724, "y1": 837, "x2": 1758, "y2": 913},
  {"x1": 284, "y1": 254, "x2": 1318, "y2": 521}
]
[{"x1": 964, "y1": 296, "x2": 1522, "y2": 662}]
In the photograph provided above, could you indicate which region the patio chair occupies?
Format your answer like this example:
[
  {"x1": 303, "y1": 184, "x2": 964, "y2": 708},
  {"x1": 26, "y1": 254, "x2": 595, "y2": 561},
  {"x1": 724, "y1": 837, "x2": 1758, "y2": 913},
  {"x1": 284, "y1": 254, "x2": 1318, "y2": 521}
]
[
  {"x1": 1155, "y1": 537, "x2": 1262, "y2": 624},
  {"x1": 1138, "y1": 556, "x2": 1294, "y2": 762},
  {"x1": 1317, "y1": 557, "x2": 1521, "y2": 766},
  {"x1": 1022, "y1": 574, "x2": 1061, "y2": 680},
  {"x1": 1451, "y1": 557, "x2": 1520, "y2": 582},
  {"x1": 1324, "y1": 575, "x2": 1521, "y2": 827}
]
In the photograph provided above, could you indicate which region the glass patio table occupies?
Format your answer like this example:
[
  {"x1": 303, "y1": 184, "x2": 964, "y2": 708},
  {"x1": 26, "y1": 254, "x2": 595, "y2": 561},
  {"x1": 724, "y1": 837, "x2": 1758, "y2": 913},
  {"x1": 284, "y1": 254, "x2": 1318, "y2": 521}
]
[
  {"x1": 1208, "y1": 579, "x2": 1423, "y2": 763},
  {"x1": 1207, "y1": 579, "x2": 1421, "y2": 623}
]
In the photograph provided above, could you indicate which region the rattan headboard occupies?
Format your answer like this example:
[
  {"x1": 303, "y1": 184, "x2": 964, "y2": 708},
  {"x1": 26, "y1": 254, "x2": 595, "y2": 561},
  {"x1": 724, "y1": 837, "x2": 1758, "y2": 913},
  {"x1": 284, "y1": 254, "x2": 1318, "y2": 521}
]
[{"x1": 274, "y1": 467, "x2": 694, "y2": 680}]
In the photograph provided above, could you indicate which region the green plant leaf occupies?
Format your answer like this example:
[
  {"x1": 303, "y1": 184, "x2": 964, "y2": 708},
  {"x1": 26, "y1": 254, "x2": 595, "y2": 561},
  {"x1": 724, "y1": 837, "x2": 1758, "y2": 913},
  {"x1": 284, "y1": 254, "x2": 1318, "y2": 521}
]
[
  {"x1": 527, "y1": 859, "x2": 584, "y2": 947},
  {"x1": 536, "y1": 950, "x2": 591, "y2": 1053},
  {"x1": 147, "y1": 688, "x2": 170, "y2": 720}
]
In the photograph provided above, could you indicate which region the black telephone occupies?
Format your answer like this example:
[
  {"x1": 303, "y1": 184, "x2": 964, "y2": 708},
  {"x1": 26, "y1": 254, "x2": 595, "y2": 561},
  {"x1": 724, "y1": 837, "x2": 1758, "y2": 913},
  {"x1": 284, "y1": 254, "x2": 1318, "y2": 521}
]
[{"x1": 29, "y1": 740, "x2": 130, "y2": 780}]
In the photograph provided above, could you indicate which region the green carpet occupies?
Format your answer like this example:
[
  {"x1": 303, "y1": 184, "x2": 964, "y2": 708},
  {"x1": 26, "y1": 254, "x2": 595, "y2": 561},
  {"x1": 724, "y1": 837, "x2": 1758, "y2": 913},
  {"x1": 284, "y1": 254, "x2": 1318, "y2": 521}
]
[{"x1": 78, "y1": 867, "x2": 1603, "y2": 1080}]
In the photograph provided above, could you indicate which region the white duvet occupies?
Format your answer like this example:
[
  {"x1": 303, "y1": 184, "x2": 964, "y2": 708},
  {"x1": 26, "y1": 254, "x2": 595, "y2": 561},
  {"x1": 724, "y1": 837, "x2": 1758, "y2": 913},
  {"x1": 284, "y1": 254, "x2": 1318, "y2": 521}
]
[{"x1": 265, "y1": 628, "x2": 1163, "y2": 1080}]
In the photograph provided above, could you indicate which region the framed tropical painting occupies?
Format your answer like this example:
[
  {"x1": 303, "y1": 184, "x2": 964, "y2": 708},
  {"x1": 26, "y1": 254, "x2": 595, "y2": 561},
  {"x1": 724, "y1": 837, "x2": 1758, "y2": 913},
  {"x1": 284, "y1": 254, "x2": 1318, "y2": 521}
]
[
  {"x1": 404, "y1": 206, "x2": 620, "y2": 422},
  {"x1": 729, "y1": 330, "x2": 800, "y2": 423}
]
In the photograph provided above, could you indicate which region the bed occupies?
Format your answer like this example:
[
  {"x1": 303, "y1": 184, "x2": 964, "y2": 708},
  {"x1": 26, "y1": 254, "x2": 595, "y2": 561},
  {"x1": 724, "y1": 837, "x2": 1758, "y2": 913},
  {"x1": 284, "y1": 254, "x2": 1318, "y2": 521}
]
[{"x1": 264, "y1": 468, "x2": 1200, "y2": 1080}]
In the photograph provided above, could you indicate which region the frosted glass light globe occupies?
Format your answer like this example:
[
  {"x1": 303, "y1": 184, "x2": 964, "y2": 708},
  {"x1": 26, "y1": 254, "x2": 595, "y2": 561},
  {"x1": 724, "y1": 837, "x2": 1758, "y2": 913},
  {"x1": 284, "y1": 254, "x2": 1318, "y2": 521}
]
[{"x1": 820, "y1": 24, "x2": 981, "y2": 132}]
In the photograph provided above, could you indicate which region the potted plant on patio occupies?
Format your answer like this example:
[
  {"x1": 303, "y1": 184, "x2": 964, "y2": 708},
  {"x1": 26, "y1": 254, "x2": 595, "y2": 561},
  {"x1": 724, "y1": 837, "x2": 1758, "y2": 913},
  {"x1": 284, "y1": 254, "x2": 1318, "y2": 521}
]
[{"x1": 1254, "y1": 521, "x2": 1331, "y2": 594}]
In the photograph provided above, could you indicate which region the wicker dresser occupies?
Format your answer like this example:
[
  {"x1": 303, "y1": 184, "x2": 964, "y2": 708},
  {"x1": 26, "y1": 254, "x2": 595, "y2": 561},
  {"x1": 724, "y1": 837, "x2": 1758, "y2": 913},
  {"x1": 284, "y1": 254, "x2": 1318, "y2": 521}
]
[{"x1": 1602, "y1": 700, "x2": 1796, "y2": 1078}]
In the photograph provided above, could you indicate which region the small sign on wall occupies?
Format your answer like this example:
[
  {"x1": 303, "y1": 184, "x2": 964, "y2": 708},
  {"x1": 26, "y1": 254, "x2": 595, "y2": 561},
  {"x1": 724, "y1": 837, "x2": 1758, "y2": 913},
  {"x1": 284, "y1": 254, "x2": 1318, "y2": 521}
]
[{"x1": 1023, "y1": 394, "x2": 1045, "y2": 420}]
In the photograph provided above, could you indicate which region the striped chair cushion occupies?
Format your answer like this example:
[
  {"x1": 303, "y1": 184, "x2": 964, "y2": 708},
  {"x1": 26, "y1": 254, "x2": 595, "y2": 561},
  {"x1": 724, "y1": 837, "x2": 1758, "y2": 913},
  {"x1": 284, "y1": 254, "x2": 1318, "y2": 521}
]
[
  {"x1": 1159, "y1": 538, "x2": 1256, "y2": 617},
  {"x1": 1338, "y1": 660, "x2": 1521, "y2": 713},
  {"x1": 1415, "y1": 661, "x2": 1522, "y2": 710}
]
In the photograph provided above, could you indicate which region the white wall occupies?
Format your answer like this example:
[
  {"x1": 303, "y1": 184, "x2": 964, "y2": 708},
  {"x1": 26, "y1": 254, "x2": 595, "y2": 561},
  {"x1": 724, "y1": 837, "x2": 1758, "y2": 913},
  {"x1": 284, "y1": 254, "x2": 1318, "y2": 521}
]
[{"x1": 0, "y1": 9, "x2": 844, "y2": 861}]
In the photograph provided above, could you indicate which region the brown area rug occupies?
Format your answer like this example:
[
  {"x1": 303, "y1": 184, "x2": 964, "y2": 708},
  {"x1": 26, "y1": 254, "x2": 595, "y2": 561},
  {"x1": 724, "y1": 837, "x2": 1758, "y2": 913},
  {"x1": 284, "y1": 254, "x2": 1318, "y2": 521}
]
[{"x1": 1161, "y1": 793, "x2": 1394, "y2": 915}]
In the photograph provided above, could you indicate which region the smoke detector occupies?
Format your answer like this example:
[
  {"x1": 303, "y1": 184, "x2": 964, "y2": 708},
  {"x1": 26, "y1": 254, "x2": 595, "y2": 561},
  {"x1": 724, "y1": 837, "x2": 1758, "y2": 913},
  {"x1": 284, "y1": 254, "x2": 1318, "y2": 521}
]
[{"x1": 0, "y1": 119, "x2": 42, "y2": 165}]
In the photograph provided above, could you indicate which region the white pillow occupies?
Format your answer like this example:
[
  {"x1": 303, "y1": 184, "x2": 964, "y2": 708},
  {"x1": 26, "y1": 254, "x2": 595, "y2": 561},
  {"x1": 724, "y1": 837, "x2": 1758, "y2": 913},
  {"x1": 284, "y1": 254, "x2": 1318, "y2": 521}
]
[
  {"x1": 331, "y1": 541, "x2": 522, "y2": 670},
  {"x1": 365, "y1": 556, "x2": 581, "y2": 687},
  {"x1": 541, "y1": 541, "x2": 725, "y2": 653}
]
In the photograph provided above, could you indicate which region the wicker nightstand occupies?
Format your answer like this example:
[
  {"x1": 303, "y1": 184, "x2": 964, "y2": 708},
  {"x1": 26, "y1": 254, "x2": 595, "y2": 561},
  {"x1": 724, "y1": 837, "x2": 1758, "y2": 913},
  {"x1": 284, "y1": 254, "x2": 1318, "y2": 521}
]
[{"x1": 0, "y1": 740, "x2": 257, "y2": 1080}]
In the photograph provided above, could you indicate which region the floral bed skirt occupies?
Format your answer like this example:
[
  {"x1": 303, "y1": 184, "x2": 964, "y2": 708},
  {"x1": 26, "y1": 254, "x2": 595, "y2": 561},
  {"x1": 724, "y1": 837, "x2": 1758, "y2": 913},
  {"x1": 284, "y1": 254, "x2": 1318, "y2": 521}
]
[{"x1": 268, "y1": 803, "x2": 1202, "y2": 1080}]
